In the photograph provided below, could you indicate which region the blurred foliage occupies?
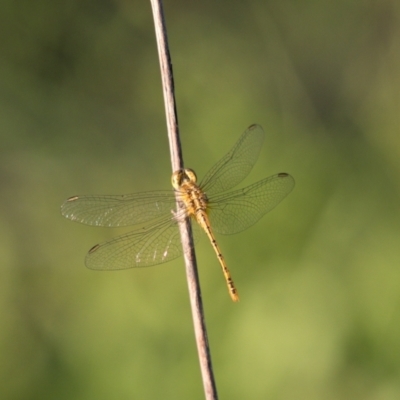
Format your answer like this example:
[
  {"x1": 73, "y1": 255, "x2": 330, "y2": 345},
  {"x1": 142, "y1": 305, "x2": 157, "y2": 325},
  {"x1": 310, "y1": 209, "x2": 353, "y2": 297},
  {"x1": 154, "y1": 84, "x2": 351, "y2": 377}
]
[{"x1": 1, "y1": 0, "x2": 400, "y2": 399}]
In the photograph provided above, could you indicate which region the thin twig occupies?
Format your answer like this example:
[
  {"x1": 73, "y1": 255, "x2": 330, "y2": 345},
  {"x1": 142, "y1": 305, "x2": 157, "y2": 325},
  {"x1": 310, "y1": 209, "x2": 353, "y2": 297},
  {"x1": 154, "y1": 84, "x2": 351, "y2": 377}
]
[{"x1": 149, "y1": 1, "x2": 218, "y2": 399}]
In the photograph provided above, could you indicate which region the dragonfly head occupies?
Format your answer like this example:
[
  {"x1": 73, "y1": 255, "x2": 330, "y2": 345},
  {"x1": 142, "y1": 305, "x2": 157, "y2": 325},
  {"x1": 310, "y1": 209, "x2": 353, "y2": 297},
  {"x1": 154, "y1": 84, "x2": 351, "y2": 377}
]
[{"x1": 171, "y1": 168, "x2": 197, "y2": 189}]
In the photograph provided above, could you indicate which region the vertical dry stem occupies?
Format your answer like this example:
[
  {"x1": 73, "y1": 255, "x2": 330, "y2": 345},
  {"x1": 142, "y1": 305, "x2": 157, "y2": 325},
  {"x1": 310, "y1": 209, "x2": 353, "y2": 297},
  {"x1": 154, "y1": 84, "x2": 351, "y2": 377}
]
[{"x1": 149, "y1": 1, "x2": 218, "y2": 399}]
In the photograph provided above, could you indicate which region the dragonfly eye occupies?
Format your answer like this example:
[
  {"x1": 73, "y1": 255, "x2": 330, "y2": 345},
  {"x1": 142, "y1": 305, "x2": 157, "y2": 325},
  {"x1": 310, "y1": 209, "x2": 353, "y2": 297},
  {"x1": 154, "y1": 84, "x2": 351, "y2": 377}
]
[
  {"x1": 171, "y1": 170, "x2": 183, "y2": 189},
  {"x1": 183, "y1": 168, "x2": 197, "y2": 183},
  {"x1": 171, "y1": 168, "x2": 197, "y2": 189}
]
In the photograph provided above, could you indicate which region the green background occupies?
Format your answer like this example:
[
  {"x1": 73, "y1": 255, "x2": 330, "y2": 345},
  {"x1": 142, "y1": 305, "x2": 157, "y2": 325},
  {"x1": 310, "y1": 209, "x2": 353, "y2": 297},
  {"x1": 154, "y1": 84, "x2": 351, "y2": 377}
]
[{"x1": 1, "y1": 1, "x2": 400, "y2": 399}]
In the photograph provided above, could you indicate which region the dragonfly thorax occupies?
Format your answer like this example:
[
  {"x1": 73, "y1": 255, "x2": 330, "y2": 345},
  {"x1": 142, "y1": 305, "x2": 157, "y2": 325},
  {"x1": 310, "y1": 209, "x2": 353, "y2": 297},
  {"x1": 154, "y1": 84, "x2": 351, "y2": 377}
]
[{"x1": 172, "y1": 168, "x2": 209, "y2": 217}]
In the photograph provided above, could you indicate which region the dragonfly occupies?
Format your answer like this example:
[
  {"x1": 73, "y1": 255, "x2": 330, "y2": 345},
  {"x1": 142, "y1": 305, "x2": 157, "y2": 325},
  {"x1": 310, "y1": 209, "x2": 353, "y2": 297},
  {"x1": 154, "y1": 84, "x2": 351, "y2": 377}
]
[{"x1": 61, "y1": 124, "x2": 295, "y2": 302}]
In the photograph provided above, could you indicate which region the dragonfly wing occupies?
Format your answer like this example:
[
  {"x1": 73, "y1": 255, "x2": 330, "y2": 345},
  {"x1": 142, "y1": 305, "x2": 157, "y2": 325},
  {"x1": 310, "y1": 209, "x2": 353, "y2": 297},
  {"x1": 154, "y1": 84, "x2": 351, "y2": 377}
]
[
  {"x1": 85, "y1": 217, "x2": 184, "y2": 269},
  {"x1": 61, "y1": 191, "x2": 176, "y2": 227},
  {"x1": 200, "y1": 124, "x2": 265, "y2": 196},
  {"x1": 208, "y1": 173, "x2": 295, "y2": 235}
]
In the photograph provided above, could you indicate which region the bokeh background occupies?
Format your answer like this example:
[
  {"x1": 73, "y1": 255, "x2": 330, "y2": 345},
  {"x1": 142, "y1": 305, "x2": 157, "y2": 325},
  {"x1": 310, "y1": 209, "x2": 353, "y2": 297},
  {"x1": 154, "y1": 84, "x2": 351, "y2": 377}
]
[{"x1": 1, "y1": 1, "x2": 400, "y2": 399}]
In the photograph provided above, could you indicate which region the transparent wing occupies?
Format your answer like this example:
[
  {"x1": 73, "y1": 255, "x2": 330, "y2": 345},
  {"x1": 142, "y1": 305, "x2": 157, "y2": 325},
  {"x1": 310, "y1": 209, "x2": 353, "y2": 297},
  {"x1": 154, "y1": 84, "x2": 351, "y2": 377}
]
[
  {"x1": 61, "y1": 191, "x2": 176, "y2": 227},
  {"x1": 85, "y1": 216, "x2": 203, "y2": 270},
  {"x1": 208, "y1": 173, "x2": 295, "y2": 235},
  {"x1": 85, "y1": 217, "x2": 183, "y2": 269},
  {"x1": 200, "y1": 124, "x2": 265, "y2": 196}
]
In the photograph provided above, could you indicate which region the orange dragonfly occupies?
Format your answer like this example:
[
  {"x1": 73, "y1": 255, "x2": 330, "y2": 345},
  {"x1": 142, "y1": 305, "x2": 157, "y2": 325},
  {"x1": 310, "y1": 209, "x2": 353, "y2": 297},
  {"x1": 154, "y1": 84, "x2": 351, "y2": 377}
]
[{"x1": 61, "y1": 124, "x2": 294, "y2": 301}]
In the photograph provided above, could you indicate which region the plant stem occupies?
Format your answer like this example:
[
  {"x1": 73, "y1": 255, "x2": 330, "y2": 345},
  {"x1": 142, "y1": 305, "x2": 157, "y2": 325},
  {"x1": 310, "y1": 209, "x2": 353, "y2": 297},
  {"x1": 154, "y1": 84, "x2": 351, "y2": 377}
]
[{"x1": 149, "y1": 1, "x2": 218, "y2": 399}]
